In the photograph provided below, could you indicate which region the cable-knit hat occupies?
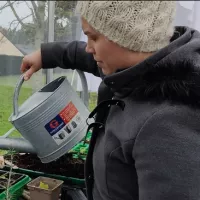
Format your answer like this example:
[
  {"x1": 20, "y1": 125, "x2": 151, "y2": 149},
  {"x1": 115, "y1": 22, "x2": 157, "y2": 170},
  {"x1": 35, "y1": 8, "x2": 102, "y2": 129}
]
[{"x1": 76, "y1": 1, "x2": 176, "y2": 52}]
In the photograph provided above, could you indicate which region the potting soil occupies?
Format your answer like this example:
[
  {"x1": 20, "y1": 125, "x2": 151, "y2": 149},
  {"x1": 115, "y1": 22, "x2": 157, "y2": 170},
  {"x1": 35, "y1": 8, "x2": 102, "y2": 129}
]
[{"x1": 5, "y1": 153, "x2": 85, "y2": 179}]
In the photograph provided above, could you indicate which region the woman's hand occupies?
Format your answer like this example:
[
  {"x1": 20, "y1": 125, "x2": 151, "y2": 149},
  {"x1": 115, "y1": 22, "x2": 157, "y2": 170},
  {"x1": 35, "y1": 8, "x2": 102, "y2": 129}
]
[{"x1": 20, "y1": 49, "x2": 42, "y2": 80}]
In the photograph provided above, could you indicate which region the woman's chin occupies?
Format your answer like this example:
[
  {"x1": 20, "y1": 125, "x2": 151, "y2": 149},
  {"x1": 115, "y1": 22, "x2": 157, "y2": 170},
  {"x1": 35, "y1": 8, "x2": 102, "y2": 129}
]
[
  {"x1": 102, "y1": 68, "x2": 110, "y2": 75},
  {"x1": 97, "y1": 63, "x2": 114, "y2": 75}
]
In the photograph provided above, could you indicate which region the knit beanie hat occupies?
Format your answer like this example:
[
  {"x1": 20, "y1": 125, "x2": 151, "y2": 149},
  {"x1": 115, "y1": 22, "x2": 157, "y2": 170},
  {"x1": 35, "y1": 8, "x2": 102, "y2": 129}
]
[{"x1": 76, "y1": 1, "x2": 176, "y2": 52}]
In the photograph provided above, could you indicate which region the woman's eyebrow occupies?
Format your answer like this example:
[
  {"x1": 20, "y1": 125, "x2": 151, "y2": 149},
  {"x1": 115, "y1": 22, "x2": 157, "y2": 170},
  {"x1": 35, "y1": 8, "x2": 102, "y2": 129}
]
[{"x1": 84, "y1": 30, "x2": 93, "y2": 35}]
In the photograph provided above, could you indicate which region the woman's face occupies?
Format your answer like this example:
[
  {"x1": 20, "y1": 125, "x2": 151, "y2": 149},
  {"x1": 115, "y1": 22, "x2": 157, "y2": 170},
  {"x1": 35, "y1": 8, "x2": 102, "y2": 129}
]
[{"x1": 81, "y1": 17, "x2": 136, "y2": 75}]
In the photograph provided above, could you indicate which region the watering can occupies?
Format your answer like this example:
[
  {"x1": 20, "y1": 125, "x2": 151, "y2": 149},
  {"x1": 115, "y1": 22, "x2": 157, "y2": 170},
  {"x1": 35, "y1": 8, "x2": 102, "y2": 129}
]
[{"x1": 0, "y1": 70, "x2": 92, "y2": 163}]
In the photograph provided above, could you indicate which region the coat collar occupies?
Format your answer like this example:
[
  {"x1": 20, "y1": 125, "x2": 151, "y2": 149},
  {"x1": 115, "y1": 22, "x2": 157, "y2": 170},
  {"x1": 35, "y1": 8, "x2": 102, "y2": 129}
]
[{"x1": 102, "y1": 27, "x2": 200, "y2": 107}]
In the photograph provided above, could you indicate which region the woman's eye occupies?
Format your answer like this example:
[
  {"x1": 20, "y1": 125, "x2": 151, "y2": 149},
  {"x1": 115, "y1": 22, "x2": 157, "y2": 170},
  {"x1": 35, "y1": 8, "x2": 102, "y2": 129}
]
[{"x1": 89, "y1": 36, "x2": 97, "y2": 41}]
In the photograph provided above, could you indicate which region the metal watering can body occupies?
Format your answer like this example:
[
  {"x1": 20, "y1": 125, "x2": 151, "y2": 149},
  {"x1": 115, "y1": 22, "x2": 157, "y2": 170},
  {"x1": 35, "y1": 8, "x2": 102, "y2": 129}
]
[{"x1": 4, "y1": 72, "x2": 90, "y2": 163}]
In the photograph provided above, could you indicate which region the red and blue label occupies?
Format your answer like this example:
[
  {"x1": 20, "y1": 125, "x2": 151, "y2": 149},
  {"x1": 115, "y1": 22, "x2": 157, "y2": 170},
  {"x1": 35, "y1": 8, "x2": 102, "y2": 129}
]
[{"x1": 45, "y1": 102, "x2": 78, "y2": 136}]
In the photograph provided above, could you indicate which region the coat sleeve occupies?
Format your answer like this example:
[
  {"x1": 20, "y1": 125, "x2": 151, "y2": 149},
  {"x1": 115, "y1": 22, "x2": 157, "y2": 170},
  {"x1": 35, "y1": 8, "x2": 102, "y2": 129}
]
[
  {"x1": 133, "y1": 107, "x2": 200, "y2": 200},
  {"x1": 41, "y1": 41, "x2": 100, "y2": 77}
]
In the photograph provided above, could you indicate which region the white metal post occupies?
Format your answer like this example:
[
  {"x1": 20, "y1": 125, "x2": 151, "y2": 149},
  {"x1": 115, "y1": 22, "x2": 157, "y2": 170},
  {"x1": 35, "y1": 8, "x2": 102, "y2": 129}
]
[{"x1": 46, "y1": 1, "x2": 55, "y2": 84}]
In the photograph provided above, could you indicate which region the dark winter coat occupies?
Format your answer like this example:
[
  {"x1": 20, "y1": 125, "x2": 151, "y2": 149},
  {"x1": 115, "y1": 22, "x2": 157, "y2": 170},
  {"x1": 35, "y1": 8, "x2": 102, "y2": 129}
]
[{"x1": 42, "y1": 26, "x2": 200, "y2": 200}]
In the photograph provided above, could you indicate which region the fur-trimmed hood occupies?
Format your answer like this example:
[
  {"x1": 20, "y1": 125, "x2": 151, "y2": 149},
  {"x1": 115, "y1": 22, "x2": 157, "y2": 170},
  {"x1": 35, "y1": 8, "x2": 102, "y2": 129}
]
[{"x1": 104, "y1": 27, "x2": 200, "y2": 106}]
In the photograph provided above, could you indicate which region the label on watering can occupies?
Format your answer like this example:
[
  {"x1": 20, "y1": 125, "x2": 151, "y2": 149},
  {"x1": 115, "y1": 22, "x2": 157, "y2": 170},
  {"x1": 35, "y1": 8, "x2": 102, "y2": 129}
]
[{"x1": 45, "y1": 102, "x2": 83, "y2": 145}]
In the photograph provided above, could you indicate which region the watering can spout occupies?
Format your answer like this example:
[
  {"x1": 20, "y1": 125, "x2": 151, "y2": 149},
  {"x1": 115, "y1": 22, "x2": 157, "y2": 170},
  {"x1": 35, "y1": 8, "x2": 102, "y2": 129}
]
[{"x1": 0, "y1": 138, "x2": 36, "y2": 154}]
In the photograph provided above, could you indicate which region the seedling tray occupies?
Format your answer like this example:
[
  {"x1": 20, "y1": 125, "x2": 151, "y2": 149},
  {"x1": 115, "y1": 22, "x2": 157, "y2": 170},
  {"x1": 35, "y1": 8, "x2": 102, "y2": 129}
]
[
  {"x1": 69, "y1": 131, "x2": 91, "y2": 160},
  {"x1": 4, "y1": 166, "x2": 85, "y2": 188},
  {"x1": 0, "y1": 170, "x2": 31, "y2": 200}
]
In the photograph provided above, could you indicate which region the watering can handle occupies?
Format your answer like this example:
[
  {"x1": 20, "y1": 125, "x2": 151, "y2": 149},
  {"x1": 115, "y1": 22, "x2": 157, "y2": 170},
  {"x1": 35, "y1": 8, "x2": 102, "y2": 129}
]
[
  {"x1": 13, "y1": 71, "x2": 89, "y2": 117},
  {"x1": 76, "y1": 70, "x2": 89, "y2": 108},
  {"x1": 13, "y1": 74, "x2": 25, "y2": 117}
]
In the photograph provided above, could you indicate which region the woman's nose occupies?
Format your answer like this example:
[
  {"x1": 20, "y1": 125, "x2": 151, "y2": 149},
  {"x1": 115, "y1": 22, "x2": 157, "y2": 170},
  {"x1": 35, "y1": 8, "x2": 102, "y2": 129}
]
[{"x1": 85, "y1": 44, "x2": 95, "y2": 54}]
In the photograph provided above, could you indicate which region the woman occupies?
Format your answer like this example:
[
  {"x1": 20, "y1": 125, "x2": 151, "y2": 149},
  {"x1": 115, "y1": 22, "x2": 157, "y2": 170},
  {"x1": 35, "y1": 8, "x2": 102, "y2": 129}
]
[{"x1": 21, "y1": 1, "x2": 200, "y2": 200}]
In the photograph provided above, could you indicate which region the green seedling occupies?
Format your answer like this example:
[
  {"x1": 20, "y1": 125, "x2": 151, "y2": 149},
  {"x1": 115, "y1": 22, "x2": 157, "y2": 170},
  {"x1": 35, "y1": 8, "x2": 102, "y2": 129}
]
[
  {"x1": 80, "y1": 147, "x2": 87, "y2": 155},
  {"x1": 39, "y1": 181, "x2": 49, "y2": 190}
]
